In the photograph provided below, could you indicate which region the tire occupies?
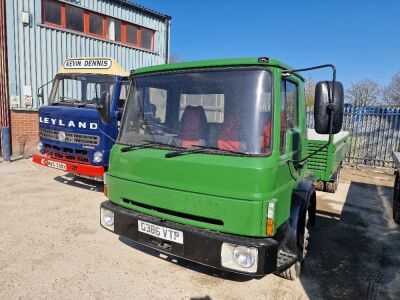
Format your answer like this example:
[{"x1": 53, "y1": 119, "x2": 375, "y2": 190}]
[
  {"x1": 279, "y1": 261, "x2": 301, "y2": 280},
  {"x1": 314, "y1": 181, "x2": 324, "y2": 191},
  {"x1": 394, "y1": 200, "x2": 400, "y2": 224},
  {"x1": 325, "y1": 167, "x2": 341, "y2": 193},
  {"x1": 325, "y1": 181, "x2": 337, "y2": 193},
  {"x1": 278, "y1": 208, "x2": 311, "y2": 281},
  {"x1": 393, "y1": 174, "x2": 400, "y2": 224}
]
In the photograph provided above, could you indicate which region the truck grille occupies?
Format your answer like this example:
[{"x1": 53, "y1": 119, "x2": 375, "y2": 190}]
[{"x1": 40, "y1": 128, "x2": 100, "y2": 146}]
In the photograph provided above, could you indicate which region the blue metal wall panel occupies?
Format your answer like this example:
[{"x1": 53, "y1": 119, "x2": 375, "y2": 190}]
[{"x1": 6, "y1": 0, "x2": 169, "y2": 109}]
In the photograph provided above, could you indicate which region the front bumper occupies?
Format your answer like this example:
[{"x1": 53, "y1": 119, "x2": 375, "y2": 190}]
[
  {"x1": 100, "y1": 201, "x2": 279, "y2": 276},
  {"x1": 32, "y1": 153, "x2": 104, "y2": 177}
]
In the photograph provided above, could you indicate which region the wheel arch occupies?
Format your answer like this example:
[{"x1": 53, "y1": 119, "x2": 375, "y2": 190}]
[{"x1": 276, "y1": 179, "x2": 316, "y2": 257}]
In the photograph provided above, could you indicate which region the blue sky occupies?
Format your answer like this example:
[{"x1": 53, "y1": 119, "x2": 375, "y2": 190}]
[{"x1": 134, "y1": 0, "x2": 400, "y2": 88}]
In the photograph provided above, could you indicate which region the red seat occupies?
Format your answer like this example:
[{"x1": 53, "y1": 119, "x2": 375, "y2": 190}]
[
  {"x1": 179, "y1": 105, "x2": 208, "y2": 148},
  {"x1": 218, "y1": 116, "x2": 241, "y2": 151},
  {"x1": 218, "y1": 116, "x2": 271, "y2": 153},
  {"x1": 261, "y1": 121, "x2": 271, "y2": 153}
]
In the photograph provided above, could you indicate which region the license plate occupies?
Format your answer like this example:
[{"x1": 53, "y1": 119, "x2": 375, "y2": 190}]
[
  {"x1": 47, "y1": 160, "x2": 67, "y2": 171},
  {"x1": 138, "y1": 220, "x2": 183, "y2": 244}
]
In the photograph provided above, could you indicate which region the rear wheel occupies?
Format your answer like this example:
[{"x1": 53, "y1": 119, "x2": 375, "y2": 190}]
[
  {"x1": 314, "y1": 181, "x2": 324, "y2": 191},
  {"x1": 325, "y1": 167, "x2": 341, "y2": 193},
  {"x1": 393, "y1": 174, "x2": 400, "y2": 224}
]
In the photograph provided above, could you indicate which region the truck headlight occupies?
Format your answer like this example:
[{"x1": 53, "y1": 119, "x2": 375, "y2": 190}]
[
  {"x1": 93, "y1": 151, "x2": 103, "y2": 163},
  {"x1": 101, "y1": 207, "x2": 114, "y2": 231},
  {"x1": 233, "y1": 246, "x2": 256, "y2": 268},
  {"x1": 37, "y1": 141, "x2": 44, "y2": 152},
  {"x1": 221, "y1": 243, "x2": 258, "y2": 273}
]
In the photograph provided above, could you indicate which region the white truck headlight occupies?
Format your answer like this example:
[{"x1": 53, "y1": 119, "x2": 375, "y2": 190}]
[
  {"x1": 221, "y1": 243, "x2": 258, "y2": 273},
  {"x1": 37, "y1": 141, "x2": 44, "y2": 152},
  {"x1": 93, "y1": 151, "x2": 103, "y2": 163},
  {"x1": 100, "y1": 207, "x2": 114, "y2": 231},
  {"x1": 233, "y1": 246, "x2": 256, "y2": 268}
]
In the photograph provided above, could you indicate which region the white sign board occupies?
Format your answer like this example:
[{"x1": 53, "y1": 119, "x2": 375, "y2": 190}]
[
  {"x1": 23, "y1": 85, "x2": 32, "y2": 96},
  {"x1": 11, "y1": 96, "x2": 19, "y2": 105},
  {"x1": 63, "y1": 58, "x2": 112, "y2": 69}
]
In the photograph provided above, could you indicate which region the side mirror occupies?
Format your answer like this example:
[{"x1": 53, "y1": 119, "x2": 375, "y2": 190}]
[
  {"x1": 314, "y1": 81, "x2": 344, "y2": 134},
  {"x1": 96, "y1": 91, "x2": 111, "y2": 125}
]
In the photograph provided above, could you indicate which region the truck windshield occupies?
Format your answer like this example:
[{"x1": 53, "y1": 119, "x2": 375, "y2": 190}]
[
  {"x1": 119, "y1": 68, "x2": 273, "y2": 155},
  {"x1": 49, "y1": 74, "x2": 115, "y2": 106}
]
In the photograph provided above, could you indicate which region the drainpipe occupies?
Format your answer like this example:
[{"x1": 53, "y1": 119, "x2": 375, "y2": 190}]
[
  {"x1": 0, "y1": 0, "x2": 10, "y2": 161},
  {"x1": 164, "y1": 18, "x2": 170, "y2": 64},
  {"x1": 1, "y1": 127, "x2": 10, "y2": 161}
]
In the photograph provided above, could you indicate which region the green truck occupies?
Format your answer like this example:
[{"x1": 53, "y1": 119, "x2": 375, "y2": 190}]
[
  {"x1": 99, "y1": 57, "x2": 345, "y2": 280},
  {"x1": 307, "y1": 129, "x2": 351, "y2": 192}
]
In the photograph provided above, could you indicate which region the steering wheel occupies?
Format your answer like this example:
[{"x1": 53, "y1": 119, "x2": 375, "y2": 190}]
[{"x1": 140, "y1": 123, "x2": 170, "y2": 135}]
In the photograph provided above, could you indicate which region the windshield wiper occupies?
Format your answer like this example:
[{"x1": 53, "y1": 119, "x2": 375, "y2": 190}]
[
  {"x1": 120, "y1": 140, "x2": 182, "y2": 153},
  {"x1": 195, "y1": 145, "x2": 250, "y2": 156},
  {"x1": 165, "y1": 145, "x2": 250, "y2": 158}
]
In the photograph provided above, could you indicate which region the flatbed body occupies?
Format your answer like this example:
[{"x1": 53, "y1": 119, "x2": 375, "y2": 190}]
[
  {"x1": 305, "y1": 129, "x2": 350, "y2": 192},
  {"x1": 306, "y1": 129, "x2": 351, "y2": 182}
]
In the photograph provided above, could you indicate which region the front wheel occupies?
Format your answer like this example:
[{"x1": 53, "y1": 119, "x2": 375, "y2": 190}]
[
  {"x1": 278, "y1": 210, "x2": 311, "y2": 281},
  {"x1": 279, "y1": 261, "x2": 302, "y2": 281}
]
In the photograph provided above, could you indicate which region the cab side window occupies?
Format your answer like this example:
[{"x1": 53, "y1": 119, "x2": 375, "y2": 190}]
[
  {"x1": 148, "y1": 87, "x2": 167, "y2": 123},
  {"x1": 118, "y1": 83, "x2": 129, "y2": 109},
  {"x1": 280, "y1": 80, "x2": 298, "y2": 154}
]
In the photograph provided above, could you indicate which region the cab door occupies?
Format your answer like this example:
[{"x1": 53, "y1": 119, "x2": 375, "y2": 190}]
[
  {"x1": 276, "y1": 77, "x2": 302, "y2": 213},
  {"x1": 112, "y1": 78, "x2": 130, "y2": 133}
]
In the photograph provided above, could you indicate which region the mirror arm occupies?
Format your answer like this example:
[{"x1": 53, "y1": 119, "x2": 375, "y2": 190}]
[
  {"x1": 282, "y1": 64, "x2": 337, "y2": 142},
  {"x1": 37, "y1": 79, "x2": 54, "y2": 105}
]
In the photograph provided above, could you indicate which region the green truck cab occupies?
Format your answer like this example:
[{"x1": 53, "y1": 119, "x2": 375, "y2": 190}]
[{"x1": 99, "y1": 57, "x2": 345, "y2": 279}]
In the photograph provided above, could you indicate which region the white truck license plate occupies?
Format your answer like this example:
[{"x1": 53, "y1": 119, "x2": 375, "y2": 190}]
[
  {"x1": 47, "y1": 160, "x2": 67, "y2": 171},
  {"x1": 138, "y1": 220, "x2": 183, "y2": 244}
]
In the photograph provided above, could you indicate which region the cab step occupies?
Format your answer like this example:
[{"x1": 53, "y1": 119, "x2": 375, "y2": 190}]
[{"x1": 276, "y1": 250, "x2": 298, "y2": 272}]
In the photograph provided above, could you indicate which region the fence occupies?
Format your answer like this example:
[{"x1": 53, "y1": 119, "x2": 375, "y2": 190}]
[{"x1": 307, "y1": 107, "x2": 400, "y2": 167}]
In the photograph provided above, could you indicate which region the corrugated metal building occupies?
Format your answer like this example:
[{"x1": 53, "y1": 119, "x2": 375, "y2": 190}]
[{"x1": 0, "y1": 0, "x2": 171, "y2": 159}]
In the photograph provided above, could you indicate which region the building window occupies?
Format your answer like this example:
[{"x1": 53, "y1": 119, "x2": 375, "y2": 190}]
[
  {"x1": 88, "y1": 12, "x2": 104, "y2": 36},
  {"x1": 141, "y1": 27, "x2": 153, "y2": 50},
  {"x1": 43, "y1": 0, "x2": 62, "y2": 26},
  {"x1": 42, "y1": 0, "x2": 155, "y2": 50},
  {"x1": 126, "y1": 24, "x2": 139, "y2": 46},
  {"x1": 107, "y1": 18, "x2": 122, "y2": 42},
  {"x1": 66, "y1": 5, "x2": 84, "y2": 32}
]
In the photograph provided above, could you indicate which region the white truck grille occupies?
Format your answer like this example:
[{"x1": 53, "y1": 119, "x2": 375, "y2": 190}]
[{"x1": 39, "y1": 128, "x2": 100, "y2": 146}]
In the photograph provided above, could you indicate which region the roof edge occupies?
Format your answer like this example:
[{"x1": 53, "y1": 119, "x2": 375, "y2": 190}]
[
  {"x1": 110, "y1": 0, "x2": 172, "y2": 20},
  {"x1": 132, "y1": 57, "x2": 304, "y2": 81}
]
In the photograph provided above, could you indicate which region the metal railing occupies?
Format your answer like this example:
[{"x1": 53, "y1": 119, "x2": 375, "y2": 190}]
[{"x1": 307, "y1": 107, "x2": 400, "y2": 167}]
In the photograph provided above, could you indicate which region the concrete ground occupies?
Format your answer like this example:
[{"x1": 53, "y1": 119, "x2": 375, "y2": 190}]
[{"x1": 0, "y1": 159, "x2": 399, "y2": 300}]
